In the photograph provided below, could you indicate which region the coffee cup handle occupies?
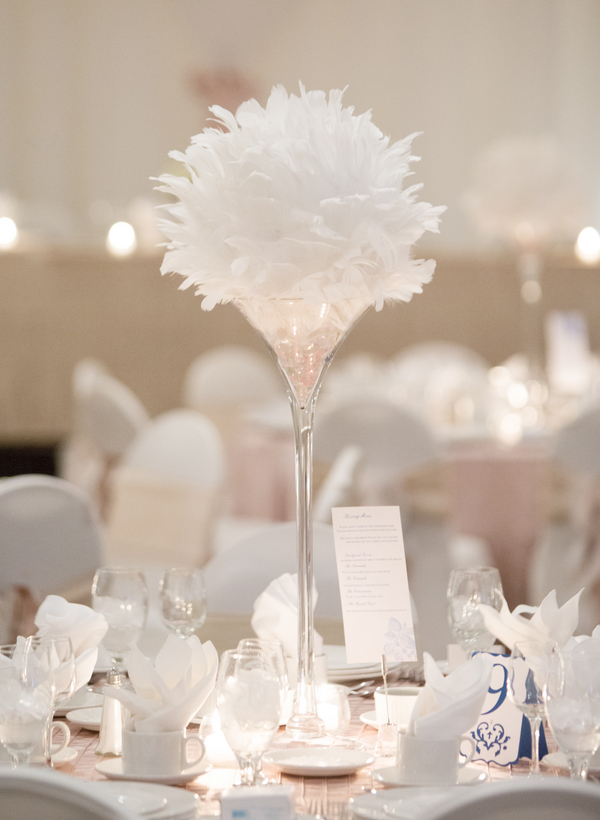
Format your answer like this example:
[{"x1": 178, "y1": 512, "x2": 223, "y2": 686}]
[
  {"x1": 50, "y1": 721, "x2": 71, "y2": 756},
  {"x1": 183, "y1": 735, "x2": 205, "y2": 768},
  {"x1": 458, "y1": 735, "x2": 476, "y2": 768}
]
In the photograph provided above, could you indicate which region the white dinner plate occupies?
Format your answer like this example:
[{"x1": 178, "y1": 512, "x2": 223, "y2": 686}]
[
  {"x1": 55, "y1": 688, "x2": 103, "y2": 716},
  {"x1": 66, "y1": 707, "x2": 103, "y2": 731},
  {"x1": 95, "y1": 757, "x2": 212, "y2": 786},
  {"x1": 359, "y1": 711, "x2": 408, "y2": 731},
  {"x1": 90, "y1": 781, "x2": 200, "y2": 819},
  {"x1": 541, "y1": 751, "x2": 600, "y2": 776},
  {"x1": 52, "y1": 746, "x2": 78, "y2": 766},
  {"x1": 262, "y1": 747, "x2": 375, "y2": 777},
  {"x1": 89, "y1": 783, "x2": 167, "y2": 815},
  {"x1": 372, "y1": 765, "x2": 487, "y2": 788},
  {"x1": 350, "y1": 786, "x2": 460, "y2": 820}
]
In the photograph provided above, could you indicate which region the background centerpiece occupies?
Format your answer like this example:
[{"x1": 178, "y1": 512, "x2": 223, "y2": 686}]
[{"x1": 157, "y1": 84, "x2": 444, "y2": 740}]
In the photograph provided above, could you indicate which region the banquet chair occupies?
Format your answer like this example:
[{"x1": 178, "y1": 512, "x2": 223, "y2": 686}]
[
  {"x1": 105, "y1": 409, "x2": 226, "y2": 568},
  {"x1": 528, "y1": 405, "x2": 600, "y2": 630},
  {"x1": 313, "y1": 399, "x2": 453, "y2": 658},
  {"x1": 423, "y1": 777, "x2": 600, "y2": 820},
  {"x1": 0, "y1": 768, "x2": 135, "y2": 820},
  {"x1": 59, "y1": 359, "x2": 150, "y2": 516},
  {"x1": 202, "y1": 521, "x2": 345, "y2": 650},
  {"x1": 0, "y1": 474, "x2": 104, "y2": 639},
  {"x1": 182, "y1": 345, "x2": 284, "y2": 442},
  {"x1": 313, "y1": 444, "x2": 364, "y2": 524}
]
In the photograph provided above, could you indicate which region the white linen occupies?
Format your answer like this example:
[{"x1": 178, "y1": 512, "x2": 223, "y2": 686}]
[
  {"x1": 111, "y1": 634, "x2": 218, "y2": 733},
  {"x1": 34, "y1": 595, "x2": 108, "y2": 691},
  {"x1": 479, "y1": 588, "x2": 582, "y2": 652},
  {"x1": 251, "y1": 572, "x2": 323, "y2": 657},
  {"x1": 408, "y1": 652, "x2": 493, "y2": 740}
]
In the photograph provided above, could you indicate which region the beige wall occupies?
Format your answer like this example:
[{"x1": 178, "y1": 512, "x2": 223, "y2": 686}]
[{"x1": 1, "y1": 249, "x2": 598, "y2": 442}]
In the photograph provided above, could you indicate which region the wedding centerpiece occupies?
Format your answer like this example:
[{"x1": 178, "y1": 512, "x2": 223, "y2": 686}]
[{"x1": 156, "y1": 84, "x2": 444, "y2": 739}]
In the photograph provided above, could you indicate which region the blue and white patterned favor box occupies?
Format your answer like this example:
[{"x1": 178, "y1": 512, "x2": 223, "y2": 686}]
[{"x1": 467, "y1": 653, "x2": 547, "y2": 766}]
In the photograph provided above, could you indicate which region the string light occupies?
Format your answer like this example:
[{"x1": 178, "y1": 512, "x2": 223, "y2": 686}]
[
  {"x1": 106, "y1": 221, "x2": 137, "y2": 257},
  {"x1": 0, "y1": 216, "x2": 18, "y2": 249},
  {"x1": 575, "y1": 227, "x2": 600, "y2": 265}
]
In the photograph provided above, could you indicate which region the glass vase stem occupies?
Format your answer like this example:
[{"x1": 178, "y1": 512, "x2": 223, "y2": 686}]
[{"x1": 286, "y1": 397, "x2": 324, "y2": 738}]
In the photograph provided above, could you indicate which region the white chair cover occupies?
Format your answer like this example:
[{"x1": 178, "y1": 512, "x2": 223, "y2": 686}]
[
  {"x1": 0, "y1": 768, "x2": 135, "y2": 820},
  {"x1": 203, "y1": 521, "x2": 342, "y2": 620},
  {"x1": 528, "y1": 406, "x2": 600, "y2": 629},
  {"x1": 105, "y1": 410, "x2": 226, "y2": 567},
  {"x1": 313, "y1": 445, "x2": 363, "y2": 524},
  {"x1": 424, "y1": 777, "x2": 600, "y2": 820},
  {"x1": 0, "y1": 474, "x2": 104, "y2": 598}
]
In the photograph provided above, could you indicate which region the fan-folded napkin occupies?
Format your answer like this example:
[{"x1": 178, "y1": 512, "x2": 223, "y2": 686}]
[
  {"x1": 112, "y1": 634, "x2": 218, "y2": 733},
  {"x1": 34, "y1": 595, "x2": 108, "y2": 691},
  {"x1": 408, "y1": 652, "x2": 493, "y2": 740},
  {"x1": 479, "y1": 589, "x2": 582, "y2": 652},
  {"x1": 251, "y1": 572, "x2": 323, "y2": 657}
]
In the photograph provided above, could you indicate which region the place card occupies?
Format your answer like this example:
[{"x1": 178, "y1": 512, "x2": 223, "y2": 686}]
[{"x1": 331, "y1": 506, "x2": 416, "y2": 664}]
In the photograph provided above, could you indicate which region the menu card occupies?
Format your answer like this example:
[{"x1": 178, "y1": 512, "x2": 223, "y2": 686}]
[{"x1": 332, "y1": 506, "x2": 416, "y2": 664}]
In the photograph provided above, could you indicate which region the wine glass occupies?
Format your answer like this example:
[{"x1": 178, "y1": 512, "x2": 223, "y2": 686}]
[
  {"x1": 237, "y1": 638, "x2": 289, "y2": 707},
  {"x1": 159, "y1": 568, "x2": 207, "y2": 638},
  {"x1": 544, "y1": 644, "x2": 600, "y2": 780},
  {"x1": 0, "y1": 644, "x2": 53, "y2": 767},
  {"x1": 508, "y1": 638, "x2": 556, "y2": 775},
  {"x1": 447, "y1": 566, "x2": 503, "y2": 657},
  {"x1": 91, "y1": 567, "x2": 148, "y2": 675},
  {"x1": 216, "y1": 649, "x2": 282, "y2": 786},
  {"x1": 26, "y1": 636, "x2": 76, "y2": 766}
]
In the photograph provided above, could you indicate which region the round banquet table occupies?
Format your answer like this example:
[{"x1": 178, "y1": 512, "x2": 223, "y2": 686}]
[{"x1": 57, "y1": 693, "x2": 557, "y2": 817}]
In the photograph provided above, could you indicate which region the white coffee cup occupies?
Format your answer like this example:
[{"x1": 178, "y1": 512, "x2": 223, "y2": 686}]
[
  {"x1": 30, "y1": 720, "x2": 71, "y2": 765},
  {"x1": 122, "y1": 727, "x2": 205, "y2": 777},
  {"x1": 374, "y1": 686, "x2": 420, "y2": 727},
  {"x1": 396, "y1": 731, "x2": 476, "y2": 786}
]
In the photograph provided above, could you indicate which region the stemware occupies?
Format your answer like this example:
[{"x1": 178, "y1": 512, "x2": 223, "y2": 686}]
[
  {"x1": 447, "y1": 566, "x2": 503, "y2": 657},
  {"x1": 26, "y1": 636, "x2": 76, "y2": 766},
  {"x1": 91, "y1": 567, "x2": 148, "y2": 675},
  {"x1": 159, "y1": 567, "x2": 208, "y2": 638},
  {"x1": 508, "y1": 638, "x2": 556, "y2": 775},
  {"x1": 216, "y1": 648, "x2": 283, "y2": 786},
  {"x1": 544, "y1": 644, "x2": 600, "y2": 780},
  {"x1": 0, "y1": 643, "x2": 53, "y2": 767}
]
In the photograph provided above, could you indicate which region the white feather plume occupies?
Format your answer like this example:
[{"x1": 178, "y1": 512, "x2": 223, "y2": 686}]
[{"x1": 156, "y1": 84, "x2": 444, "y2": 310}]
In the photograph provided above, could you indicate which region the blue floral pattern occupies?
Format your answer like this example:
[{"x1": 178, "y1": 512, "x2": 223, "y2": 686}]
[{"x1": 383, "y1": 617, "x2": 416, "y2": 661}]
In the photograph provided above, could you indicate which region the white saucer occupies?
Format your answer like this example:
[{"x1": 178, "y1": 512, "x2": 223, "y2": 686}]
[
  {"x1": 541, "y1": 751, "x2": 600, "y2": 776},
  {"x1": 66, "y1": 707, "x2": 102, "y2": 731},
  {"x1": 95, "y1": 757, "x2": 212, "y2": 786},
  {"x1": 372, "y1": 765, "x2": 487, "y2": 787},
  {"x1": 90, "y1": 782, "x2": 167, "y2": 815},
  {"x1": 359, "y1": 711, "x2": 407, "y2": 731},
  {"x1": 90, "y1": 782, "x2": 200, "y2": 820},
  {"x1": 262, "y1": 747, "x2": 375, "y2": 777},
  {"x1": 350, "y1": 786, "x2": 459, "y2": 820},
  {"x1": 52, "y1": 746, "x2": 78, "y2": 766}
]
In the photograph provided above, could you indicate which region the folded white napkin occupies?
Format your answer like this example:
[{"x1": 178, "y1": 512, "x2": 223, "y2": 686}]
[
  {"x1": 34, "y1": 595, "x2": 108, "y2": 691},
  {"x1": 408, "y1": 652, "x2": 493, "y2": 740},
  {"x1": 112, "y1": 634, "x2": 218, "y2": 733},
  {"x1": 251, "y1": 572, "x2": 323, "y2": 658},
  {"x1": 479, "y1": 589, "x2": 582, "y2": 652}
]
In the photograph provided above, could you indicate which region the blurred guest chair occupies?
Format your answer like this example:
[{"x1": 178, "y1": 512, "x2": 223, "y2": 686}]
[
  {"x1": 59, "y1": 359, "x2": 149, "y2": 516},
  {"x1": 105, "y1": 409, "x2": 225, "y2": 569},
  {"x1": 0, "y1": 474, "x2": 104, "y2": 641},
  {"x1": 529, "y1": 405, "x2": 600, "y2": 631}
]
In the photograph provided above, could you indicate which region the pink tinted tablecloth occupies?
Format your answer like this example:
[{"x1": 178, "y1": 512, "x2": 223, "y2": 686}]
[{"x1": 443, "y1": 440, "x2": 551, "y2": 608}]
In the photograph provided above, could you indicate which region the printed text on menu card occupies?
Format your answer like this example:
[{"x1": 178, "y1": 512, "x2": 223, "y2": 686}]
[{"x1": 332, "y1": 506, "x2": 417, "y2": 664}]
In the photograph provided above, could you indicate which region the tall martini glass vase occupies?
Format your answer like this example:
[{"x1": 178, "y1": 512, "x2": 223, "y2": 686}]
[{"x1": 235, "y1": 298, "x2": 371, "y2": 740}]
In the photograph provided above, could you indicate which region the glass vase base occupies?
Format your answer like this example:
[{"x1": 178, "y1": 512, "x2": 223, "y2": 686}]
[{"x1": 282, "y1": 714, "x2": 326, "y2": 742}]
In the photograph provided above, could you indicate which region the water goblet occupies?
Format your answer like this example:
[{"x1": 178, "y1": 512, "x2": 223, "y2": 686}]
[
  {"x1": 508, "y1": 638, "x2": 556, "y2": 775},
  {"x1": 447, "y1": 566, "x2": 503, "y2": 657},
  {"x1": 0, "y1": 644, "x2": 53, "y2": 767},
  {"x1": 216, "y1": 649, "x2": 282, "y2": 786},
  {"x1": 92, "y1": 567, "x2": 148, "y2": 676},
  {"x1": 544, "y1": 644, "x2": 600, "y2": 780},
  {"x1": 159, "y1": 567, "x2": 207, "y2": 638},
  {"x1": 237, "y1": 638, "x2": 289, "y2": 707}
]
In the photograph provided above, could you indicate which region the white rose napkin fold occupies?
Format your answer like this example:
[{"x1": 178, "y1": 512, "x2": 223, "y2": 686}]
[
  {"x1": 479, "y1": 588, "x2": 582, "y2": 652},
  {"x1": 251, "y1": 572, "x2": 323, "y2": 658},
  {"x1": 408, "y1": 652, "x2": 493, "y2": 740},
  {"x1": 34, "y1": 595, "x2": 108, "y2": 691},
  {"x1": 111, "y1": 634, "x2": 218, "y2": 733}
]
